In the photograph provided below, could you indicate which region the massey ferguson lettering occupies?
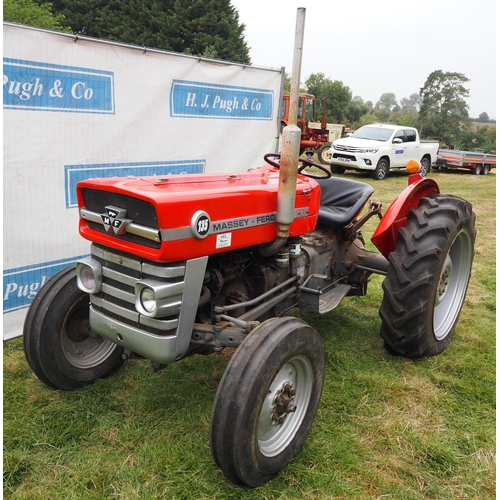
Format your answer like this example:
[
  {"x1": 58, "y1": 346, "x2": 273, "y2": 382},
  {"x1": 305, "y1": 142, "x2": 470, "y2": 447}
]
[{"x1": 211, "y1": 214, "x2": 276, "y2": 233}]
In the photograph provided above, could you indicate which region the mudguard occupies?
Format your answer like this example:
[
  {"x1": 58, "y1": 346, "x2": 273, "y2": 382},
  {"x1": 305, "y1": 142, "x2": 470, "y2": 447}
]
[{"x1": 371, "y1": 173, "x2": 440, "y2": 258}]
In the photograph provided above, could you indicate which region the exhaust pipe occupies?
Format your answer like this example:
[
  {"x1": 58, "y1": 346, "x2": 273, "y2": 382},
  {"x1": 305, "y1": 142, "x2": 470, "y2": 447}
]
[{"x1": 261, "y1": 8, "x2": 306, "y2": 257}]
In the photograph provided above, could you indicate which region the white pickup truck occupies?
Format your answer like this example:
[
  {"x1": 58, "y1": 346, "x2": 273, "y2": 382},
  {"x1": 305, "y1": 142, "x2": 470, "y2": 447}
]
[{"x1": 328, "y1": 124, "x2": 439, "y2": 180}]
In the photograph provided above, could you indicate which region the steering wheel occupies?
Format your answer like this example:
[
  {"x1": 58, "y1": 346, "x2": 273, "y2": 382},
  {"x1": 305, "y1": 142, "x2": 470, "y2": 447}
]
[{"x1": 264, "y1": 153, "x2": 331, "y2": 179}]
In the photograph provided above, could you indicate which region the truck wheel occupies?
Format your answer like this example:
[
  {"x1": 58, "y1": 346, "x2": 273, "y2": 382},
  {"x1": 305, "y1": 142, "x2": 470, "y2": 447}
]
[
  {"x1": 23, "y1": 267, "x2": 124, "y2": 391},
  {"x1": 371, "y1": 158, "x2": 389, "y2": 180},
  {"x1": 474, "y1": 164, "x2": 482, "y2": 174},
  {"x1": 210, "y1": 316, "x2": 325, "y2": 487},
  {"x1": 316, "y1": 143, "x2": 332, "y2": 165},
  {"x1": 482, "y1": 165, "x2": 490, "y2": 175},
  {"x1": 379, "y1": 195, "x2": 475, "y2": 358},
  {"x1": 331, "y1": 165, "x2": 346, "y2": 174},
  {"x1": 420, "y1": 156, "x2": 431, "y2": 176}
]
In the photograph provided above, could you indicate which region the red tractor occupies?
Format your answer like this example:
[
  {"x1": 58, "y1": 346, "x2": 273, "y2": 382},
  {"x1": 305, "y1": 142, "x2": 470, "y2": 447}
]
[
  {"x1": 280, "y1": 93, "x2": 346, "y2": 163},
  {"x1": 23, "y1": 155, "x2": 475, "y2": 487}
]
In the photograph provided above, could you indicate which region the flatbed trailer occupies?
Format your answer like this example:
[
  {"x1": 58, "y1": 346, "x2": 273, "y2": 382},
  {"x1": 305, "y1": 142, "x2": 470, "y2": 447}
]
[{"x1": 435, "y1": 149, "x2": 496, "y2": 174}]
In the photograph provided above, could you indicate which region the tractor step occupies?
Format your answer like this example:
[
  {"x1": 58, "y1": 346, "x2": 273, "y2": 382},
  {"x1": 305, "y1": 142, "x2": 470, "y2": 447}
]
[{"x1": 318, "y1": 284, "x2": 351, "y2": 314}]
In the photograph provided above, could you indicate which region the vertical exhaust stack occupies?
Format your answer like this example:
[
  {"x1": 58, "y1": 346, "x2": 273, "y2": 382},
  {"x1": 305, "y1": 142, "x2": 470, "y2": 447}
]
[
  {"x1": 276, "y1": 7, "x2": 306, "y2": 239},
  {"x1": 259, "y1": 8, "x2": 306, "y2": 258}
]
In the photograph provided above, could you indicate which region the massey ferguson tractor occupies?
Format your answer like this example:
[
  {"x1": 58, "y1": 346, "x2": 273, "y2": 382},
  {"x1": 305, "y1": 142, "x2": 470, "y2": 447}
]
[
  {"x1": 23, "y1": 153, "x2": 475, "y2": 487},
  {"x1": 22, "y1": 9, "x2": 476, "y2": 489}
]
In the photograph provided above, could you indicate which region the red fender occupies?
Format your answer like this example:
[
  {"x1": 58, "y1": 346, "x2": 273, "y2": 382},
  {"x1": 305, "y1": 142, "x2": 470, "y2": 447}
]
[{"x1": 371, "y1": 173, "x2": 440, "y2": 258}]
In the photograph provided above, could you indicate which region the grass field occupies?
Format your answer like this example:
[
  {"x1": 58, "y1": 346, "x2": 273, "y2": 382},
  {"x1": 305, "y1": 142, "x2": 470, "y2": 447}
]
[{"x1": 3, "y1": 167, "x2": 496, "y2": 499}]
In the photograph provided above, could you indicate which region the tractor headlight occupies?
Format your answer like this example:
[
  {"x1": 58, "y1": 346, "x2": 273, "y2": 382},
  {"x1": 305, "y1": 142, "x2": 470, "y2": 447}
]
[
  {"x1": 76, "y1": 258, "x2": 102, "y2": 294},
  {"x1": 139, "y1": 287, "x2": 157, "y2": 313},
  {"x1": 135, "y1": 280, "x2": 184, "y2": 318}
]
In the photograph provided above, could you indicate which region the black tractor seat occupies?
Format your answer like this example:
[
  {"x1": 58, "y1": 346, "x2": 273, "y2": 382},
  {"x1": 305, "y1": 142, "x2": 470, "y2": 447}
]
[{"x1": 315, "y1": 177, "x2": 374, "y2": 227}]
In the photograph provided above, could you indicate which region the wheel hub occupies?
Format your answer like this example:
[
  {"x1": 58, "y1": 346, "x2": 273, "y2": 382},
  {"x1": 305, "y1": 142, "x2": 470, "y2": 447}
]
[
  {"x1": 271, "y1": 383, "x2": 297, "y2": 425},
  {"x1": 66, "y1": 313, "x2": 91, "y2": 343},
  {"x1": 436, "y1": 255, "x2": 452, "y2": 305}
]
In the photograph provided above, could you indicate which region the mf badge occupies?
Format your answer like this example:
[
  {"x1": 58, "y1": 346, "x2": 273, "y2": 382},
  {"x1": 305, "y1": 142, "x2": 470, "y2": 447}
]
[{"x1": 101, "y1": 206, "x2": 132, "y2": 235}]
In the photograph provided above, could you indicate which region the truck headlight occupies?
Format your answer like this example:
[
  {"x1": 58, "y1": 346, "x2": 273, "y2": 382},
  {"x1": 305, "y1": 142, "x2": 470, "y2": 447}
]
[
  {"x1": 135, "y1": 280, "x2": 184, "y2": 318},
  {"x1": 76, "y1": 258, "x2": 102, "y2": 294}
]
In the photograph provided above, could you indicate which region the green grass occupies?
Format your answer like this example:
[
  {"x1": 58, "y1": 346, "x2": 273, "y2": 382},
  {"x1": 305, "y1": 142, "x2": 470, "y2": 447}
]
[{"x1": 4, "y1": 168, "x2": 496, "y2": 499}]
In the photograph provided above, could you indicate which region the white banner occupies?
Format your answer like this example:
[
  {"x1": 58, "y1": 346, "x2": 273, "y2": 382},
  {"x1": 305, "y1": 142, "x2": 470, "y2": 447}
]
[{"x1": 3, "y1": 23, "x2": 284, "y2": 339}]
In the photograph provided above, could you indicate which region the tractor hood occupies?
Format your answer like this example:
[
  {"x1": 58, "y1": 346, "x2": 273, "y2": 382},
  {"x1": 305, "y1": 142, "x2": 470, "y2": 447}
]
[{"x1": 77, "y1": 165, "x2": 321, "y2": 262}]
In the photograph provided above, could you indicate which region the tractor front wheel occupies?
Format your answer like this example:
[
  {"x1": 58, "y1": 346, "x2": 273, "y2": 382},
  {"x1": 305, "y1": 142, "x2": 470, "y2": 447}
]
[
  {"x1": 23, "y1": 267, "x2": 124, "y2": 390},
  {"x1": 209, "y1": 316, "x2": 325, "y2": 487},
  {"x1": 316, "y1": 143, "x2": 332, "y2": 165},
  {"x1": 379, "y1": 195, "x2": 475, "y2": 358}
]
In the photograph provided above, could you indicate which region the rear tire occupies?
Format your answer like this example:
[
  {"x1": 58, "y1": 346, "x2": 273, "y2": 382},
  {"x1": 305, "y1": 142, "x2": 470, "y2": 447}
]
[
  {"x1": 420, "y1": 156, "x2": 431, "y2": 176},
  {"x1": 379, "y1": 195, "x2": 475, "y2": 358},
  {"x1": 23, "y1": 267, "x2": 124, "y2": 390},
  {"x1": 210, "y1": 317, "x2": 325, "y2": 487},
  {"x1": 482, "y1": 165, "x2": 490, "y2": 175},
  {"x1": 474, "y1": 164, "x2": 481, "y2": 174}
]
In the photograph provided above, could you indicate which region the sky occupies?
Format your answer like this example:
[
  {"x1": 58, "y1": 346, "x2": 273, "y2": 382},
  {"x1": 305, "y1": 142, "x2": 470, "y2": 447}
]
[{"x1": 230, "y1": 0, "x2": 497, "y2": 119}]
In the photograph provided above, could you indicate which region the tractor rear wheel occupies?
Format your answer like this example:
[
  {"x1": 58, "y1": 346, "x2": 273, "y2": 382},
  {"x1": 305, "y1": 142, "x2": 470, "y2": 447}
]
[
  {"x1": 379, "y1": 195, "x2": 475, "y2": 358},
  {"x1": 23, "y1": 267, "x2": 124, "y2": 390},
  {"x1": 210, "y1": 316, "x2": 325, "y2": 487}
]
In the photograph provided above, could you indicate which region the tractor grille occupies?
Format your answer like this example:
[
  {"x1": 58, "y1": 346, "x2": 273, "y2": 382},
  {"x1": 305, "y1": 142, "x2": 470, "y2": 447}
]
[
  {"x1": 81, "y1": 188, "x2": 161, "y2": 249},
  {"x1": 89, "y1": 244, "x2": 185, "y2": 336}
]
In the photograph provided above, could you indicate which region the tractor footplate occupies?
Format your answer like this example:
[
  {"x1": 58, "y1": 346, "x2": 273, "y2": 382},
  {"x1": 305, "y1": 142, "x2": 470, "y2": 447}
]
[{"x1": 318, "y1": 284, "x2": 351, "y2": 314}]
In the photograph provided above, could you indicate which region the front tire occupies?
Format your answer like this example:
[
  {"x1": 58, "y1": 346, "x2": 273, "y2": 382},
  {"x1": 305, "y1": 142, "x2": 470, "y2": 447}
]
[
  {"x1": 379, "y1": 195, "x2": 476, "y2": 358},
  {"x1": 316, "y1": 143, "x2": 332, "y2": 165},
  {"x1": 210, "y1": 317, "x2": 325, "y2": 487},
  {"x1": 371, "y1": 157, "x2": 389, "y2": 180},
  {"x1": 23, "y1": 267, "x2": 124, "y2": 390}
]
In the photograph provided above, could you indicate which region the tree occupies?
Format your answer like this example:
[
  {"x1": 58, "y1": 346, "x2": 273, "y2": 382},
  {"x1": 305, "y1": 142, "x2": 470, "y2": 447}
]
[
  {"x1": 4, "y1": 0, "x2": 71, "y2": 31},
  {"x1": 477, "y1": 112, "x2": 490, "y2": 122},
  {"x1": 358, "y1": 113, "x2": 379, "y2": 127},
  {"x1": 345, "y1": 96, "x2": 370, "y2": 127},
  {"x1": 304, "y1": 73, "x2": 352, "y2": 123},
  {"x1": 419, "y1": 70, "x2": 470, "y2": 142},
  {"x1": 375, "y1": 92, "x2": 398, "y2": 111},
  {"x1": 400, "y1": 93, "x2": 422, "y2": 112},
  {"x1": 458, "y1": 125, "x2": 496, "y2": 152},
  {"x1": 34, "y1": 0, "x2": 250, "y2": 64}
]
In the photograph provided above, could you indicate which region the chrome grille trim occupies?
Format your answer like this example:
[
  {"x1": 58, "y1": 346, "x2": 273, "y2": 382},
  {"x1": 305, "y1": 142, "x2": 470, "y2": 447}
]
[
  {"x1": 102, "y1": 267, "x2": 137, "y2": 287},
  {"x1": 101, "y1": 283, "x2": 135, "y2": 304},
  {"x1": 89, "y1": 244, "x2": 188, "y2": 334},
  {"x1": 140, "y1": 315, "x2": 178, "y2": 331},
  {"x1": 90, "y1": 295, "x2": 139, "y2": 322},
  {"x1": 80, "y1": 207, "x2": 161, "y2": 243},
  {"x1": 142, "y1": 262, "x2": 186, "y2": 279}
]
